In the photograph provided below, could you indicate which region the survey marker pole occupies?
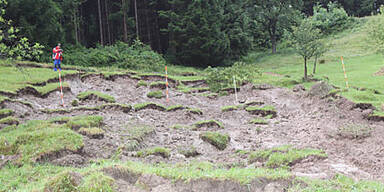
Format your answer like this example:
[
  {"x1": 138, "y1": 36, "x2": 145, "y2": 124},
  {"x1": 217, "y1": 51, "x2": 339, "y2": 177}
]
[
  {"x1": 58, "y1": 70, "x2": 65, "y2": 107},
  {"x1": 165, "y1": 66, "x2": 169, "y2": 102},
  {"x1": 233, "y1": 76, "x2": 238, "y2": 104},
  {"x1": 340, "y1": 56, "x2": 349, "y2": 89}
]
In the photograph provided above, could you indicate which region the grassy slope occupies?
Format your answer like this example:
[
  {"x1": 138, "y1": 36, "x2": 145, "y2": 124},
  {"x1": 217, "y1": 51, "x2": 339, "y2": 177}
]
[{"x1": 245, "y1": 17, "x2": 384, "y2": 109}]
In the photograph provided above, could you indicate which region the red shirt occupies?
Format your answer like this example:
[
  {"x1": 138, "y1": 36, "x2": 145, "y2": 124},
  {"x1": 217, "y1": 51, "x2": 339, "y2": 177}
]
[{"x1": 52, "y1": 47, "x2": 63, "y2": 60}]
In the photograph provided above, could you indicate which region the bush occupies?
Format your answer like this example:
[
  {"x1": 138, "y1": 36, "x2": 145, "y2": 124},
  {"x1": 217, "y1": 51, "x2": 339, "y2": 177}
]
[
  {"x1": 310, "y1": 2, "x2": 353, "y2": 34},
  {"x1": 64, "y1": 40, "x2": 165, "y2": 72},
  {"x1": 205, "y1": 62, "x2": 261, "y2": 92}
]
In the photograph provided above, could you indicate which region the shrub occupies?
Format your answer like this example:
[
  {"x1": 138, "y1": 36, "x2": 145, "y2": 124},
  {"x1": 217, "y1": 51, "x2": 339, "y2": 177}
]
[
  {"x1": 310, "y1": 2, "x2": 353, "y2": 34},
  {"x1": 205, "y1": 62, "x2": 261, "y2": 92},
  {"x1": 64, "y1": 40, "x2": 165, "y2": 72}
]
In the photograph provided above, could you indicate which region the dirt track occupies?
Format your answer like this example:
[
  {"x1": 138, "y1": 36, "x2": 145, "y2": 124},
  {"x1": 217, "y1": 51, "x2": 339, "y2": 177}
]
[{"x1": 2, "y1": 71, "x2": 384, "y2": 185}]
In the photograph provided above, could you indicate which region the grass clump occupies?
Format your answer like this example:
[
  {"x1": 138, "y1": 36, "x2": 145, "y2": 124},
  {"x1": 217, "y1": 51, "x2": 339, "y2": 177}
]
[
  {"x1": 44, "y1": 171, "x2": 82, "y2": 192},
  {"x1": 0, "y1": 108, "x2": 13, "y2": 118},
  {"x1": 78, "y1": 172, "x2": 115, "y2": 192},
  {"x1": 187, "y1": 108, "x2": 203, "y2": 115},
  {"x1": 126, "y1": 124, "x2": 154, "y2": 142},
  {"x1": 249, "y1": 118, "x2": 268, "y2": 125},
  {"x1": 171, "y1": 124, "x2": 193, "y2": 130},
  {"x1": 149, "y1": 81, "x2": 167, "y2": 89},
  {"x1": 78, "y1": 128, "x2": 105, "y2": 139},
  {"x1": 77, "y1": 91, "x2": 116, "y2": 103},
  {"x1": 136, "y1": 80, "x2": 148, "y2": 88},
  {"x1": 199, "y1": 131, "x2": 230, "y2": 150},
  {"x1": 221, "y1": 105, "x2": 238, "y2": 112},
  {"x1": 337, "y1": 124, "x2": 372, "y2": 139},
  {"x1": 147, "y1": 90, "x2": 164, "y2": 99},
  {"x1": 166, "y1": 105, "x2": 185, "y2": 111},
  {"x1": 245, "y1": 105, "x2": 277, "y2": 117},
  {"x1": 178, "y1": 146, "x2": 200, "y2": 158},
  {"x1": 136, "y1": 147, "x2": 171, "y2": 158},
  {"x1": 133, "y1": 102, "x2": 166, "y2": 111},
  {"x1": 33, "y1": 82, "x2": 70, "y2": 96},
  {"x1": 0, "y1": 116, "x2": 19, "y2": 125},
  {"x1": 71, "y1": 99, "x2": 79, "y2": 107},
  {"x1": 0, "y1": 120, "x2": 83, "y2": 163},
  {"x1": 248, "y1": 145, "x2": 327, "y2": 168},
  {"x1": 66, "y1": 115, "x2": 103, "y2": 130},
  {"x1": 194, "y1": 120, "x2": 224, "y2": 129}
]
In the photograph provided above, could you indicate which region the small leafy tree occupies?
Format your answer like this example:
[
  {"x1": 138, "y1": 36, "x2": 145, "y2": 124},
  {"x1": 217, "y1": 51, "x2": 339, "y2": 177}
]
[
  {"x1": 367, "y1": 6, "x2": 384, "y2": 55},
  {"x1": 290, "y1": 19, "x2": 324, "y2": 80},
  {"x1": 0, "y1": 0, "x2": 44, "y2": 61}
]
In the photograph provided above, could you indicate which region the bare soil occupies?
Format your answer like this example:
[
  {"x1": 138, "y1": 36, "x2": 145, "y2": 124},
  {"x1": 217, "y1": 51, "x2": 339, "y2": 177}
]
[{"x1": 2, "y1": 69, "x2": 384, "y2": 189}]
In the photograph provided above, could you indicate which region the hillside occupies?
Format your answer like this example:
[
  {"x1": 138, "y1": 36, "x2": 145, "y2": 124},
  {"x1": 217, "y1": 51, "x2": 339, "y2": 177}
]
[{"x1": 1, "y1": 18, "x2": 384, "y2": 191}]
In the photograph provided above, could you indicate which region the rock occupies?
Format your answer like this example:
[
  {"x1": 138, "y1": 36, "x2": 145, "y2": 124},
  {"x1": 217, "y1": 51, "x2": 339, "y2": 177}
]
[
  {"x1": 293, "y1": 84, "x2": 306, "y2": 92},
  {"x1": 309, "y1": 81, "x2": 333, "y2": 98}
]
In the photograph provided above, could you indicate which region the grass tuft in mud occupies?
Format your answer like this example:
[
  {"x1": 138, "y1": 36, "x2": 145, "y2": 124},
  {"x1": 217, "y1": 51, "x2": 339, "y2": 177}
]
[
  {"x1": 0, "y1": 116, "x2": 19, "y2": 125},
  {"x1": 0, "y1": 120, "x2": 83, "y2": 163},
  {"x1": 249, "y1": 118, "x2": 268, "y2": 125},
  {"x1": 136, "y1": 147, "x2": 171, "y2": 158},
  {"x1": 65, "y1": 115, "x2": 103, "y2": 130},
  {"x1": 71, "y1": 99, "x2": 79, "y2": 107},
  {"x1": 166, "y1": 105, "x2": 185, "y2": 111},
  {"x1": 178, "y1": 146, "x2": 200, "y2": 158},
  {"x1": 337, "y1": 124, "x2": 373, "y2": 139},
  {"x1": 149, "y1": 81, "x2": 167, "y2": 89},
  {"x1": 0, "y1": 109, "x2": 13, "y2": 119},
  {"x1": 187, "y1": 108, "x2": 203, "y2": 115},
  {"x1": 79, "y1": 172, "x2": 115, "y2": 192},
  {"x1": 221, "y1": 105, "x2": 239, "y2": 112},
  {"x1": 136, "y1": 80, "x2": 148, "y2": 88},
  {"x1": 245, "y1": 105, "x2": 277, "y2": 117},
  {"x1": 133, "y1": 102, "x2": 166, "y2": 111},
  {"x1": 126, "y1": 124, "x2": 155, "y2": 143},
  {"x1": 194, "y1": 120, "x2": 224, "y2": 129},
  {"x1": 199, "y1": 131, "x2": 230, "y2": 150},
  {"x1": 44, "y1": 171, "x2": 83, "y2": 192},
  {"x1": 248, "y1": 145, "x2": 327, "y2": 168},
  {"x1": 77, "y1": 90, "x2": 116, "y2": 103},
  {"x1": 147, "y1": 90, "x2": 164, "y2": 99},
  {"x1": 78, "y1": 127, "x2": 105, "y2": 139}
]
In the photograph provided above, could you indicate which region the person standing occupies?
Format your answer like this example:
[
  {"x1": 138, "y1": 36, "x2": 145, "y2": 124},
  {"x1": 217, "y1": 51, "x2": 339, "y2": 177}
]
[{"x1": 52, "y1": 43, "x2": 63, "y2": 71}]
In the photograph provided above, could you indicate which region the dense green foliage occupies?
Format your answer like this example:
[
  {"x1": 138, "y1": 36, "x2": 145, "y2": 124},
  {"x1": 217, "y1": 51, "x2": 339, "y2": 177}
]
[
  {"x1": 65, "y1": 40, "x2": 165, "y2": 71},
  {"x1": 0, "y1": 0, "x2": 44, "y2": 61},
  {"x1": 367, "y1": 6, "x2": 384, "y2": 54}
]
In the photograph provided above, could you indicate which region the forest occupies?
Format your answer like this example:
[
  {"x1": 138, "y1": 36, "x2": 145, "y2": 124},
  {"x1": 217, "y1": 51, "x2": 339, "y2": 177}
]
[{"x1": 1, "y1": 0, "x2": 384, "y2": 67}]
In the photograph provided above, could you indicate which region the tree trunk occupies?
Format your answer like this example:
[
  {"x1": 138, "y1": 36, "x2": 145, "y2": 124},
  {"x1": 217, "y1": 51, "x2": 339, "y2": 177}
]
[
  {"x1": 304, "y1": 56, "x2": 308, "y2": 80},
  {"x1": 271, "y1": 35, "x2": 277, "y2": 54},
  {"x1": 145, "y1": 8, "x2": 151, "y2": 46},
  {"x1": 73, "y1": 10, "x2": 79, "y2": 45},
  {"x1": 134, "y1": 0, "x2": 139, "y2": 39},
  {"x1": 313, "y1": 55, "x2": 318, "y2": 74},
  {"x1": 104, "y1": 0, "x2": 111, "y2": 45},
  {"x1": 122, "y1": 0, "x2": 128, "y2": 42},
  {"x1": 98, "y1": 0, "x2": 104, "y2": 46}
]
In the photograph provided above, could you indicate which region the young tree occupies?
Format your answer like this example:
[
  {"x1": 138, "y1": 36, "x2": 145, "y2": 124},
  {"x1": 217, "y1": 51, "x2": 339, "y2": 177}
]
[
  {"x1": 249, "y1": 0, "x2": 303, "y2": 54},
  {"x1": 290, "y1": 19, "x2": 323, "y2": 80}
]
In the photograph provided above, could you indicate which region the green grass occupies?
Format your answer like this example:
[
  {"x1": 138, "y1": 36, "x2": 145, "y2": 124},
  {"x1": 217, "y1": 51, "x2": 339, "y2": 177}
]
[
  {"x1": 0, "y1": 116, "x2": 19, "y2": 125},
  {"x1": 166, "y1": 105, "x2": 185, "y2": 111},
  {"x1": 65, "y1": 115, "x2": 104, "y2": 130},
  {"x1": 44, "y1": 171, "x2": 82, "y2": 192},
  {"x1": 0, "y1": 66, "x2": 78, "y2": 94},
  {"x1": 149, "y1": 81, "x2": 166, "y2": 89},
  {"x1": 77, "y1": 91, "x2": 116, "y2": 103},
  {"x1": 125, "y1": 124, "x2": 154, "y2": 142},
  {"x1": 221, "y1": 105, "x2": 239, "y2": 112},
  {"x1": 0, "y1": 120, "x2": 83, "y2": 163},
  {"x1": 32, "y1": 82, "x2": 70, "y2": 96},
  {"x1": 0, "y1": 108, "x2": 13, "y2": 118},
  {"x1": 187, "y1": 108, "x2": 203, "y2": 115},
  {"x1": 136, "y1": 147, "x2": 171, "y2": 158},
  {"x1": 170, "y1": 124, "x2": 193, "y2": 130},
  {"x1": 243, "y1": 18, "x2": 384, "y2": 110},
  {"x1": 199, "y1": 131, "x2": 230, "y2": 150},
  {"x1": 249, "y1": 118, "x2": 268, "y2": 125},
  {"x1": 245, "y1": 105, "x2": 277, "y2": 117},
  {"x1": 177, "y1": 146, "x2": 199, "y2": 157},
  {"x1": 289, "y1": 174, "x2": 384, "y2": 192},
  {"x1": 147, "y1": 90, "x2": 164, "y2": 99},
  {"x1": 78, "y1": 172, "x2": 115, "y2": 192},
  {"x1": 133, "y1": 102, "x2": 166, "y2": 111},
  {"x1": 194, "y1": 120, "x2": 224, "y2": 129},
  {"x1": 136, "y1": 80, "x2": 148, "y2": 87},
  {"x1": 78, "y1": 127, "x2": 105, "y2": 138},
  {"x1": 248, "y1": 145, "x2": 327, "y2": 168}
]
